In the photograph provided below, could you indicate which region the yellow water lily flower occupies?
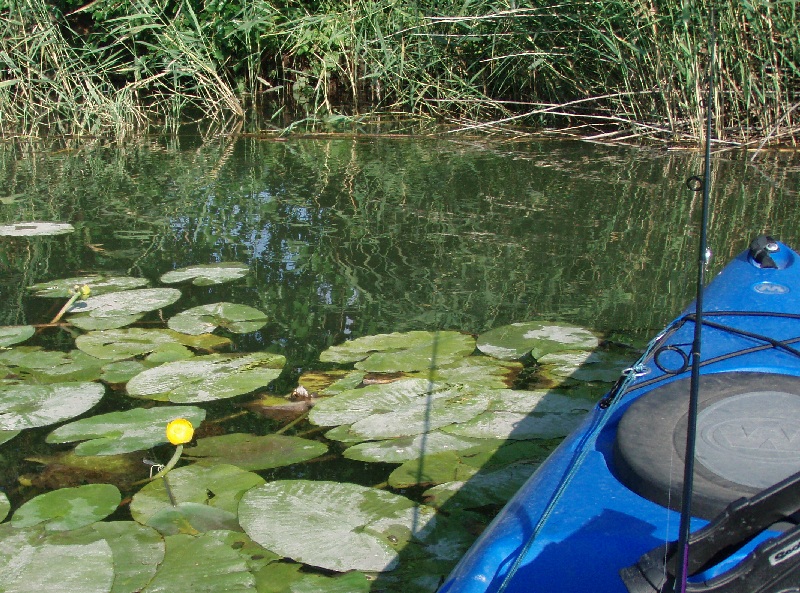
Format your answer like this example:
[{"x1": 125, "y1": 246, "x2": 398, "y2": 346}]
[
  {"x1": 80, "y1": 284, "x2": 91, "y2": 297},
  {"x1": 166, "y1": 418, "x2": 194, "y2": 445}
]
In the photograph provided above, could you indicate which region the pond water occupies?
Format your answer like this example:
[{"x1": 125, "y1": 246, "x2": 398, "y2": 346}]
[{"x1": 0, "y1": 136, "x2": 798, "y2": 592}]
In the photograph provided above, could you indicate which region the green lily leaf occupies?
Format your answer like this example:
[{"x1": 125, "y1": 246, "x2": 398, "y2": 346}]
[
  {"x1": 141, "y1": 532, "x2": 255, "y2": 593},
  {"x1": 145, "y1": 502, "x2": 241, "y2": 535},
  {"x1": 343, "y1": 432, "x2": 484, "y2": 463},
  {"x1": 409, "y1": 355, "x2": 522, "y2": 389},
  {"x1": 159, "y1": 262, "x2": 250, "y2": 286},
  {"x1": 309, "y1": 378, "x2": 489, "y2": 438},
  {"x1": 184, "y1": 433, "x2": 327, "y2": 471},
  {"x1": 538, "y1": 349, "x2": 630, "y2": 382},
  {"x1": 476, "y1": 321, "x2": 600, "y2": 360},
  {"x1": 0, "y1": 221, "x2": 74, "y2": 236},
  {"x1": 48, "y1": 521, "x2": 166, "y2": 593},
  {"x1": 0, "y1": 492, "x2": 9, "y2": 521},
  {"x1": 69, "y1": 313, "x2": 145, "y2": 331},
  {"x1": 0, "y1": 325, "x2": 35, "y2": 347},
  {"x1": 100, "y1": 360, "x2": 149, "y2": 384},
  {"x1": 320, "y1": 330, "x2": 476, "y2": 372},
  {"x1": 422, "y1": 461, "x2": 540, "y2": 509},
  {"x1": 75, "y1": 328, "x2": 230, "y2": 361},
  {"x1": 0, "y1": 537, "x2": 114, "y2": 593},
  {"x1": 10, "y1": 483, "x2": 121, "y2": 531},
  {"x1": 0, "y1": 429, "x2": 20, "y2": 445},
  {"x1": 130, "y1": 463, "x2": 264, "y2": 526},
  {"x1": 0, "y1": 347, "x2": 104, "y2": 383},
  {"x1": 289, "y1": 571, "x2": 371, "y2": 593},
  {"x1": 69, "y1": 288, "x2": 181, "y2": 318},
  {"x1": 167, "y1": 302, "x2": 268, "y2": 335},
  {"x1": 28, "y1": 275, "x2": 149, "y2": 298},
  {"x1": 46, "y1": 406, "x2": 206, "y2": 456},
  {"x1": 238, "y1": 479, "x2": 438, "y2": 572},
  {"x1": 0, "y1": 381, "x2": 105, "y2": 430},
  {"x1": 126, "y1": 352, "x2": 286, "y2": 403}
]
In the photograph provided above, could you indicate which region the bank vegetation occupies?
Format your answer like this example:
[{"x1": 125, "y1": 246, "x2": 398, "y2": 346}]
[{"x1": 1, "y1": 0, "x2": 798, "y2": 145}]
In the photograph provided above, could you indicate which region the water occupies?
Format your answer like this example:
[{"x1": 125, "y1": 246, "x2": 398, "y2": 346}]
[{"x1": 0, "y1": 136, "x2": 798, "y2": 589}]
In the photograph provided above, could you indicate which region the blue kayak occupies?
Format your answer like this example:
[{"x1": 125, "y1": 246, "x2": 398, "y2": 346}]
[{"x1": 439, "y1": 236, "x2": 800, "y2": 593}]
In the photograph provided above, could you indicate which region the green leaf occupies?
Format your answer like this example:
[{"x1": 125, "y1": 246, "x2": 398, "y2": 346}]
[
  {"x1": 0, "y1": 347, "x2": 104, "y2": 383},
  {"x1": 130, "y1": 463, "x2": 264, "y2": 526},
  {"x1": 145, "y1": 502, "x2": 240, "y2": 535},
  {"x1": 343, "y1": 432, "x2": 484, "y2": 463},
  {"x1": 10, "y1": 483, "x2": 121, "y2": 531},
  {"x1": 28, "y1": 275, "x2": 149, "y2": 298},
  {"x1": 69, "y1": 313, "x2": 145, "y2": 331},
  {"x1": 69, "y1": 288, "x2": 181, "y2": 318},
  {"x1": 0, "y1": 491, "x2": 9, "y2": 522},
  {"x1": 0, "y1": 429, "x2": 20, "y2": 445},
  {"x1": 46, "y1": 406, "x2": 206, "y2": 455},
  {"x1": 0, "y1": 325, "x2": 35, "y2": 347},
  {"x1": 126, "y1": 352, "x2": 286, "y2": 403},
  {"x1": 0, "y1": 381, "x2": 105, "y2": 430},
  {"x1": 184, "y1": 433, "x2": 327, "y2": 471},
  {"x1": 0, "y1": 221, "x2": 74, "y2": 236},
  {"x1": 75, "y1": 328, "x2": 230, "y2": 361},
  {"x1": 167, "y1": 302, "x2": 268, "y2": 335},
  {"x1": 476, "y1": 321, "x2": 600, "y2": 360},
  {"x1": 422, "y1": 461, "x2": 540, "y2": 509},
  {"x1": 141, "y1": 532, "x2": 255, "y2": 593},
  {"x1": 320, "y1": 330, "x2": 476, "y2": 372},
  {"x1": 409, "y1": 355, "x2": 522, "y2": 389},
  {"x1": 159, "y1": 262, "x2": 250, "y2": 286},
  {"x1": 238, "y1": 480, "x2": 437, "y2": 572},
  {"x1": 538, "y1": 349, "x2": 630, "y2": 382}
]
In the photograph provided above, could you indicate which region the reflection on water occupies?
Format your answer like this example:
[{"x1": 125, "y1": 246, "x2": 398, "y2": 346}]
[{"x1": 2, "y1": 138, "x2": 798, "y2": 359}]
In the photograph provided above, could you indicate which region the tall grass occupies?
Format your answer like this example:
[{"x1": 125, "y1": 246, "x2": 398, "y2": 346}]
[{"x1": 0, "y1": 0, "x2": 797, "y2": 144}]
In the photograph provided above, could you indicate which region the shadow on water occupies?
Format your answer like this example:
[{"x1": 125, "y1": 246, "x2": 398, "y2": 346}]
[{"x1": 0, "y1": 136, "x2": 799, "y2": 591}]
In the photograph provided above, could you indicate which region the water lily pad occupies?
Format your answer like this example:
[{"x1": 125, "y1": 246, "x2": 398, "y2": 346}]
[
  {"x1": 0, "y1": 347, "x2": 104, "y2": 383},
  {"x1": 69, "y1": 288, "x2": 181, "y2": 318},
  {"x1": 75, "y1": 328, "x2": 230, "y2": 361},
  {"x1": 343, "y1": 432, "x2": 484, "y2": 463},
  {"x1": 0, "y1": 429, "x2": 20, "y2": 445},
  {"x1": 160, "y1": 262, "x2": 250, "y2": 286},
  {"x1": 184, "y1": 433, "x2": 327, "y2": 470},
  {"x1": 28, "y1": 275, "x2": 149, "y2": 298},
  {"x1": 409, "y1": 355, "x2": 522, "y2": 389},
  {"x1": 130, "y1": 463, "x2": 264, "y2": 526},
  {"x1": 141, "y1": 532, "x2": 255, "y2": 593},
  {"x1": 167, "y1": 302, "x2": 268, "y2": 335},
  {"x1": 476, "y1": 321, "x2": 600, "y2": 360},
  {"x1": 0, "y1": 381, "x2": 105, "y2": 430},
  {"x1": 238, "y1": 480, "x2": 437, "y2": 572},
  {"x1": 69, "y1": 313, "x2": 145, "y2": 331},
  {"x1": 145, "y1": 502, "x2": 241, "y2": 535},
  {"x1": 289, "y1": 571, "x2": 371, "y2": 593},
  {"x1": 101, "y1": 360, "x2": 149, "y2": 384},
  {"x1": 538, "y1": 349, "x2": 630, "y2": 382},
  {"x1": 126, "y1": 352, "x2": 286, "y2": 403},
  {"x1": 0, "y1": 325, "x2": 35, "y2": 347},
  {"x1": 423, "y1": 461, "x2": 540, "y2": 509},
  {"x1": 443, "y1": 409, "x2": 589, "y2": 440},
  {"x1": 11, "y1": 483, "x2": 121, "y2": 531},
  {"x1": 309, "y1": 378, "x2": 489, "y2": 438},
  {"x1": 0, "y1": 492, "x2": 9, "y2": 521},
  {"x1": 0, "y1": 221, "x2": 74, "y2": 236},
  {"x1": 46, "y1": 406, "x2": 206, "y2": 455},
  {"x1": 320, "y1": 330, "x2": 476, "y2": 372},
  {"x1": 0, "y1": 538, "x2": 114, "y2": 593}
]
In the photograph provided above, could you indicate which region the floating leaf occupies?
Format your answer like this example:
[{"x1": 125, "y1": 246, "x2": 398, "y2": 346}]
[
  {"x1": 0, "y1": 221, "x2": 74, "y2": 236},
  {"x1": 309, "y1": 378, "x2": 489, "y2": 438},
  {"x1": 145, "y1": 502, "x2": 240, "y2": 535},
  {"x1": 167, "y1": 302, "x2": 268, "y2": 335},
  {"x1": 68, "y1": 287, "x2": 181, "y2": 318},
  {"x1": 11, "y1": 483, "x2": 121, "y2": 531},
  {"x1": 0, "y1": 325, "x2": 35, "y2": 347},
  {"x1": 289, "y1": 571, "x2": 371, "y2": 593},
  {"x1": 423, "y1": 462, "x2": 540, "y2": 509},
  {"x1": 160, "y1": 262, "x2": 250, "y2": 286},
  {"x1": 320, "y1": 330, "x2": 476, "y2": 372},
  {"x1": 69, "y1": 313, "x2": 145, "y2": 331},
  {"x1": 0, "y1": 538, "x2": 114, "y2": 593},
  {"x1": 46, "y1": 406, "x2": 206, "y2": 455},
  {"x1": 184, "y1": 433, "x2": 327, "y2": 470},
  {"x1": 28, "y1": 275, "x2": 149, "y2": 298},
  {"x1": 75, "y1": 328, "x2": 229, "y2": 361},
  {"x1": 0, "y1": 429, "x2": 20, "y2": 445},
  {"x1": 409, "y1": 355, "x2": 522, "y2": 389},
  {"x1": 343, "y1": 432, "x2": 484, "y2": 463},
  {"x1": 101, "y1": 360, "x2": 149, "y2": 384},
  {"x1": 0, "y1": 347, "x2": 104, "y2": 383},
  {"x1": 476, "y1": 321, "x2": 600, "y2": 360},
  {"x1": 0, "y1": 492, "x2": 8, "y2": 522},
  {"x1": 0, "y1": 381, "x2": 105, "y2": 430},
  {"x1": 238, "y1": 480, "x2": 437, "y2": 572},
  {"x1": 126, "y1": 352, "x2": 286, "y2": 403},
  {"x1": 141, "y1": 532, "x2": 255, "y2": 593},
  {"x1": 130, "y1": 463, "x2": 264, "y2": 526},
  {"x1": 538, "y1": 349, "x2": 630, "y2": 382}
]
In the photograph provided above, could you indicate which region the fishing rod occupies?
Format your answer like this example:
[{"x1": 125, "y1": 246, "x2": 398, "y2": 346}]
[{"x1": 672, "y1": 10, "x2": 716, "y2": 593}]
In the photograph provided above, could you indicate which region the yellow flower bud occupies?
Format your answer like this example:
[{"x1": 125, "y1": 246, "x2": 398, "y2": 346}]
[
  {"x1": 80, "y1": 285, "x2": 91, "y2": 297},
  {"x1": 166, "y1": 418, "x2": 194, "y2": 445}
]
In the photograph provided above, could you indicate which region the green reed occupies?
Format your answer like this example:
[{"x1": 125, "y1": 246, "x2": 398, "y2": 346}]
[{"x1": 0, "y1": 0, "x2": 797, "y2": 144}]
